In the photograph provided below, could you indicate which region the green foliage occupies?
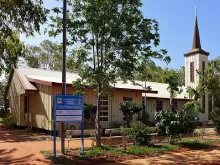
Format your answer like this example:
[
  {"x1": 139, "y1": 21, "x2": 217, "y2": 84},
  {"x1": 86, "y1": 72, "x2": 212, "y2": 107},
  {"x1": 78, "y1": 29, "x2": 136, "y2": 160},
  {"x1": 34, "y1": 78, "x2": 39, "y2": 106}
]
[
  {"x1": 120, "y1": 121, "x2": 151, "y2": 146},
  {"x1": 183, "y1": 65, "x2": 219, "y2": 113},
  {"x1": 127, "y1": 144, "x2": 180, "y2": 155},
  {"x1": 3, "y1": 113, "x2": 16, "y2": 129},
  {"x1": 210, "y1": 108, "x2": 220, "y2": 135},
  {"x1": 24, "y1": 40, "x2": 63, "y2": 70},
  {"x1": 0, "y1": 33, "x2": 25, "y2": 75},
  {"x1": 120, "y1": 102, "x2": 143, "y2": 126},
  {"x1": 0, "y1": 82, "x2": 6, "y2": 108},
  {"x1": 137, "y1": 109, "x2": 151, "y2": 126},
  {"x1": 136, "y1": 63, "x2": 185, "y2": 86},
  {"x1": 0, "y1": 0, "x2": 48, "y2": 77},
  {"x1": 50, "y1": 0, "x2": 168, "y2": 146},
  {"x1": 179, "y1": 138, "x2": 217, "y2": 149},
  {"x1": 184, "y1": 100, "x2": 205, "y2": 113},
  {"x1": 0, "y1": 0, "x2": 48, "y2": 36},
  {"x1": 84, "y1": 103, "x2": 97, "y2": 120},
  {"x1": 164, "y1": 69, "x2": 183, "y2": 99},
  {"x1": 72, "y1": 78, "x2": 86, "y2": 96},
  {"x1": 155, "y1": 110, "x2": 198, "y2": 139}
]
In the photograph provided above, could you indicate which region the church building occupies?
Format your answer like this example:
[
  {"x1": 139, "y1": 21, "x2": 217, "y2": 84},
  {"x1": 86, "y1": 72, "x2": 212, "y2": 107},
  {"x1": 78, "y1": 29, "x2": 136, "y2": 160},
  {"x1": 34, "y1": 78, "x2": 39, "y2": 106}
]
[{"x1": 5, "y1": 12, "x2": 209, "y2": 131}]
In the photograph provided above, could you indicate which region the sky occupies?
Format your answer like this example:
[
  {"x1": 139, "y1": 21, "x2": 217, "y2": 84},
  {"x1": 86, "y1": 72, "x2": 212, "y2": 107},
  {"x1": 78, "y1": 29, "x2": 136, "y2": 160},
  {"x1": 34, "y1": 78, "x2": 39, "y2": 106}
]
[{"x1": 20, "y1": 0, "x2": 220, "y2": 69}]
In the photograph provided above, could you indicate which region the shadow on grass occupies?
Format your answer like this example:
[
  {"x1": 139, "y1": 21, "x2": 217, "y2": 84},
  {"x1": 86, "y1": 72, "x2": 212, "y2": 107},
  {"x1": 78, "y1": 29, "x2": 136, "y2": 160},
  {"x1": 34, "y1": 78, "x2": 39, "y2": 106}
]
[
  {"x1": 44, "y1": 154, "x2": 126, "y2": 165},
  {"x1": 178, "y1": 139, "x2": 215, "y2": 150}
]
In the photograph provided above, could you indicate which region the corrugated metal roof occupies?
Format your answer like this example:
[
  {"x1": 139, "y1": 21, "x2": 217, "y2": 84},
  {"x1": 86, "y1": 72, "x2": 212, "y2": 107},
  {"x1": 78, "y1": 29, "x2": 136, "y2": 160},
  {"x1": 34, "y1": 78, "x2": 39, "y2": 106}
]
[
  {"x1": 141, "y1": 81, "x2": 189, "y2": 99},
  {"x1": 15, "y1": 68, "x2": 38, "y2": 91},
  {"x1": 17, "y1": 67, "x2": 80, "y2": 84},
  {"x1": 16, "y1": 67, "x2": 189, "y2": 99}
]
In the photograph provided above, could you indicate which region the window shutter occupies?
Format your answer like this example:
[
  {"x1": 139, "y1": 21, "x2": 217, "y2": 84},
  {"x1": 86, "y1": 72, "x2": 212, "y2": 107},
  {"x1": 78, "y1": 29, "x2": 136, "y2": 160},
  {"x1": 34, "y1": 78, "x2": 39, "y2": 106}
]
[
  {"x1": 203, "y1": 95, "x2": 205, "y2": 109},
  {"x1": 202, "y1": 61, "x2": 205, "y2": 76},
  {"x1": 190, "y1": 62, "x2": 194, "y2": 82}
]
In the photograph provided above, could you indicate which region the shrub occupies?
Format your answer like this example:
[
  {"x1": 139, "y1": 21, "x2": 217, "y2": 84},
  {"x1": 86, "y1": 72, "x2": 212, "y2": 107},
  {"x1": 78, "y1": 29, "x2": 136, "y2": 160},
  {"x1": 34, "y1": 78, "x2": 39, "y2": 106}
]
[
  {"x1": 120, "y1": 102, "x2": 143, "y2": 126},
  {"x1": 84, "y1": 103, "x2": 96, "y2": 120},
  {"x1": 3, "y1": 113, "x2": 16, "y2": 129},
  {"x1": 210, "y1": 108, "x2": 220, "y2": 135},
  {"x1": 120, "y1": 121, "x2": 151, "y2": 146},
  {"x1": 137, "y1": 109, "x2": 151, "y2": 126},
  {"x1": 155, "y1": 110, "x2": 198, "y2": 142}
]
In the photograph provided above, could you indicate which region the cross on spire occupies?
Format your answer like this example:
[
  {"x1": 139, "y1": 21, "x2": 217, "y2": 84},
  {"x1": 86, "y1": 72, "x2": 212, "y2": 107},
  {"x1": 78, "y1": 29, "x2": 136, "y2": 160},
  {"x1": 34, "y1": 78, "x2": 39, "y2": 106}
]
[
  {"x1": 195, "y1": 5, "x2": 197, "y2": 17},
  {"x1": 184, "y1": 6, "x2": 209, "y2": 56}
]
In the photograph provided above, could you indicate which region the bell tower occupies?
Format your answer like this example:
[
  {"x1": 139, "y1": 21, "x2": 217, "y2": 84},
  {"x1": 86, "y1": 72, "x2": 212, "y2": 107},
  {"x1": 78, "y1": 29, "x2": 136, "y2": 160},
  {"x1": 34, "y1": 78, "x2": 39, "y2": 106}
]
[{"x1": 184, "y1": 7, "x2": 209, "y2": 121}]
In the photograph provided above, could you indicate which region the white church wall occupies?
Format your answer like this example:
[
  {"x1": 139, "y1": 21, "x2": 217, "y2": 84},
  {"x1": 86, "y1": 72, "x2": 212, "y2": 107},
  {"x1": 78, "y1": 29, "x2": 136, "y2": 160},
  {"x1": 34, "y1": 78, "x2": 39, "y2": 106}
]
[{"x1": 144, "y1": 98, "x2": 189, "y2": 122}]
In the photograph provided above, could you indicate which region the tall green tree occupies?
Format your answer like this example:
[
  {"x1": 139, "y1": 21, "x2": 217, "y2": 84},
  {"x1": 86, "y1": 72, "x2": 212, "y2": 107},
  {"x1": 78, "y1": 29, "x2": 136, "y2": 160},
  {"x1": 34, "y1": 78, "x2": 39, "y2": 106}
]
[
  {"x1": 208, "y1": 58, "x2": 220, "y2": 112},
  {"x1": 39, "y1": 40, "x2": 63, "y2": 71},
  {"x1": 0, "y1": 0, "x2": 48, "y2": 76},
  {"x1": 164, "y1": 69, "x2": 183, "y2": 110},
  {"x1": 0, "y1": 0, "x2": 48, "y2": 109},
  {"x1": 136, "y1": 64, "x2": 185, "y2": 85},
  {"x1": 25, "y1": 40, "x2": 63, "y2": 71},
  {"x1": 50, "y1": 0, "x2": 168, "y2": 146},
  {"x1": 184, "y1": 66, "x2": 220, "y2": 113},
  {"x1": 25, "y1": 45, "x2": 42, "y2": 68}
]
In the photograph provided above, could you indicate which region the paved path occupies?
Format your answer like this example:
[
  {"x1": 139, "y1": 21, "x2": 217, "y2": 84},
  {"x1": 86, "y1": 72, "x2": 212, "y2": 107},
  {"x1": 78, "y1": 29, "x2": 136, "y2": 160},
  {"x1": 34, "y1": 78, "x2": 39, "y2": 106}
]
[{"x1": 0, "y1": 125, "x2": 93, "y2": 165}]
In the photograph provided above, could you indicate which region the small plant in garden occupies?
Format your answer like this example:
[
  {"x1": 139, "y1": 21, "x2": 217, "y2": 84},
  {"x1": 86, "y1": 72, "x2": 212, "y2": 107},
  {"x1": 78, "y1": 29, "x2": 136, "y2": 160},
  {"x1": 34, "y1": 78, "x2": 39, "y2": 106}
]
[
  {"x1": 90, "y1": 130, "x2": 96, "y2": 150},
  {"x1": 3, "y1": 113, "x2": 16, "y2": 129},
  {"x1": 210, "y1": 108, "x2": 220, "y2": 135},
  {"x1": 155, "y1": 110, "x2": 198, "y2": 143},
  {"x1": 48, "y1": 120, "x2": 53, "y2": 139},
  {"x1": 120, "y1": 121, "x2": 151, "y2": 146},
  {"x1": 140, "y1": 109, "x2": 151, "y2": 126},
  {"x1": 120, "y1": 102, "x2": 143, "y2": 127}
]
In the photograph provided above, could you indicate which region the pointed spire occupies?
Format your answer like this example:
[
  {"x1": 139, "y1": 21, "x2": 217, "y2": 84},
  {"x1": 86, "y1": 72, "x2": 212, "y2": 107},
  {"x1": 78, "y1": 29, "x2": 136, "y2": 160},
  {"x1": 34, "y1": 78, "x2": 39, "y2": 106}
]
[
  {"x1": 192, "y1": 6, "x2": 201, "y2": 49},
  {"x1": 184, "y1": 6, "x2": 209, "y2": 56}
]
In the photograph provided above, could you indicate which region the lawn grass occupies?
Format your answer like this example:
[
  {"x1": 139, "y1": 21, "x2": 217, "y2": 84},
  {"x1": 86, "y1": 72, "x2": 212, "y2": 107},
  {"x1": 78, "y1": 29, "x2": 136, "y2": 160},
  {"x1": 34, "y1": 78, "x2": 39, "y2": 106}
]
[
  {"x1": 177, "y1": 137, "x2": 220, "y2": 149},
  {"x1": 127, "y1": 144, "x2": 180, "y2": 155},
  {"x1": 41, "y1": 144, "x2": 180, "y2": 159}
]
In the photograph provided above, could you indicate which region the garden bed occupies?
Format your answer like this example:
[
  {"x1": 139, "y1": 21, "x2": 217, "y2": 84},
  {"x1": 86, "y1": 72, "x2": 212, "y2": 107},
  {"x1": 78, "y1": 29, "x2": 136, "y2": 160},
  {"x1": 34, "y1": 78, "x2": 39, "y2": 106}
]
[{"x1": 40, "y1": 136, "x2": 220, "y2": 165}]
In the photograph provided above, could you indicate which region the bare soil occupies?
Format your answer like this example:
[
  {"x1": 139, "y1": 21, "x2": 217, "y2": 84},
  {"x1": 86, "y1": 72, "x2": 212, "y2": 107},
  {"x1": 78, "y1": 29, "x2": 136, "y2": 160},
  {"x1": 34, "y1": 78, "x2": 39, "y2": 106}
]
[{"x1": 1, "y1": 124, "x2": 220, "y2": 165}]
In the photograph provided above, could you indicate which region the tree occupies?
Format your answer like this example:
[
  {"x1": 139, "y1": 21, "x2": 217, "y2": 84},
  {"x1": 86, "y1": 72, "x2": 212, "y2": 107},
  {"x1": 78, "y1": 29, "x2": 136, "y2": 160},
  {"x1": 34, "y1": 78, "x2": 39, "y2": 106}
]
[
  {"x1": 25, "y1": 45, "x2": 42, "y2": 68},
  {"x1": 164, "y1": 69, "x2": 183, "y2": 110},
  {"x1": 25, "y1": 40, "x2": 63, "y2": 71},
  {"x1": 0, "y1": 0, "x2": 48, "y2": 76},
  {"x1": 120, "y1": 102, "x2": 143, "y2": 127},
  {"x1": 184, "y1": 66, "x2": 220, "y2": 113},
  {"x1": 50, "y1": 0, "x2": 168, "y2": 146},
  {"x1": 0, "y1": 33, "x2": 25, "y2": 75},
  {"x1": 136, "y1": 64, "x2": 185, "y2": 85},
  {"x1": 0, "y1": 82, "x2": 6, "y2": 107},
  {"x1": 208, "y1": 58, "x2": 220, "y2": 112},
  {"x1": 39, "y1": 40, "x2": 63, "y2": 70}
]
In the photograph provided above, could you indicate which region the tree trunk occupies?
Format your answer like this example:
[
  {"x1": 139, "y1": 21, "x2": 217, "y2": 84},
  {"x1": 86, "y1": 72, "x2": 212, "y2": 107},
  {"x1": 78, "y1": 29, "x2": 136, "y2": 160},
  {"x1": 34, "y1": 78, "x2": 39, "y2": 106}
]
[
  {"x1": 212, "y1": 94, "x2": 215, "y2": 112},
  {"x1": 170, "y1": 97, "x2": 173, "y2": 111},
  {"x1": 124, "y1": 112, "x2": 129, "y2": 127},
  {"x1": 95, "y1": 84, "x2": 102, "y2": 147}
]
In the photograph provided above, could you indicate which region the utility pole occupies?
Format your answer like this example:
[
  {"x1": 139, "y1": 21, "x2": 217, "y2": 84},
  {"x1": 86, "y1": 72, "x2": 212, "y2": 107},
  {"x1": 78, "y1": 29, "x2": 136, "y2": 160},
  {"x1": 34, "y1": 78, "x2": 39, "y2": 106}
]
[{"x1": 61, "y1": 0, "x2": 67, "y2": 154}]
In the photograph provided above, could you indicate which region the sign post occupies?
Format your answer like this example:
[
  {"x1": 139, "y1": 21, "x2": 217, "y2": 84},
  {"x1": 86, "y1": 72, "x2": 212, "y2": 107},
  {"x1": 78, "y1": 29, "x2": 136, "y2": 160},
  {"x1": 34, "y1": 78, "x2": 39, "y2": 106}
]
[{"x1": 53, "y1": 95, "x2": 84, "y2": 158}]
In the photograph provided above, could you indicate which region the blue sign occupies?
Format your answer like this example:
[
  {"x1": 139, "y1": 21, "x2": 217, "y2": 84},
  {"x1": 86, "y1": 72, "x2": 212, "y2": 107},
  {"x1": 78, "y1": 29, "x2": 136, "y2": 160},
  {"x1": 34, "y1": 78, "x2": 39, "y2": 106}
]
[
  {"x1": 54, "y1": 95, "x2": 84, "y2": 123},
  {"x1": 53, "y1": 95, "x2": 85, "y2": 158}
]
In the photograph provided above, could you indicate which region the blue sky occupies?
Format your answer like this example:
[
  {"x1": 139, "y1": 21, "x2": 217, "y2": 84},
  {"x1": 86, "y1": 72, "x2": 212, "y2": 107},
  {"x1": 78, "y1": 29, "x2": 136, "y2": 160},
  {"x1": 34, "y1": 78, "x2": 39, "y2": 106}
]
[{"x1": 20, "y1": 0, "x2": 220, "y2": 69}]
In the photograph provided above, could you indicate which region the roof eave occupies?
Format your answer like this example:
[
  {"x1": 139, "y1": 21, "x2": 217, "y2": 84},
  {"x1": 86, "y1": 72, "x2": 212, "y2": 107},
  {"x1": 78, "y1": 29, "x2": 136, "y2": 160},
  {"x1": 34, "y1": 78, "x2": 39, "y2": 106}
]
[{"x1": 184, "y1": 49, "x2": 210, "y2": 57}]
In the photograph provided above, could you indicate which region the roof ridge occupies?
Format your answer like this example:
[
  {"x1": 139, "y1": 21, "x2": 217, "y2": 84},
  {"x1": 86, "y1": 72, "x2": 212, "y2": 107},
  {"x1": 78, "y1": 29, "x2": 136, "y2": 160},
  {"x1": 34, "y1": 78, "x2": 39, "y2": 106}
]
[{"x1": 18, "y1": 66, "x2": 78, "y2": 75}]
